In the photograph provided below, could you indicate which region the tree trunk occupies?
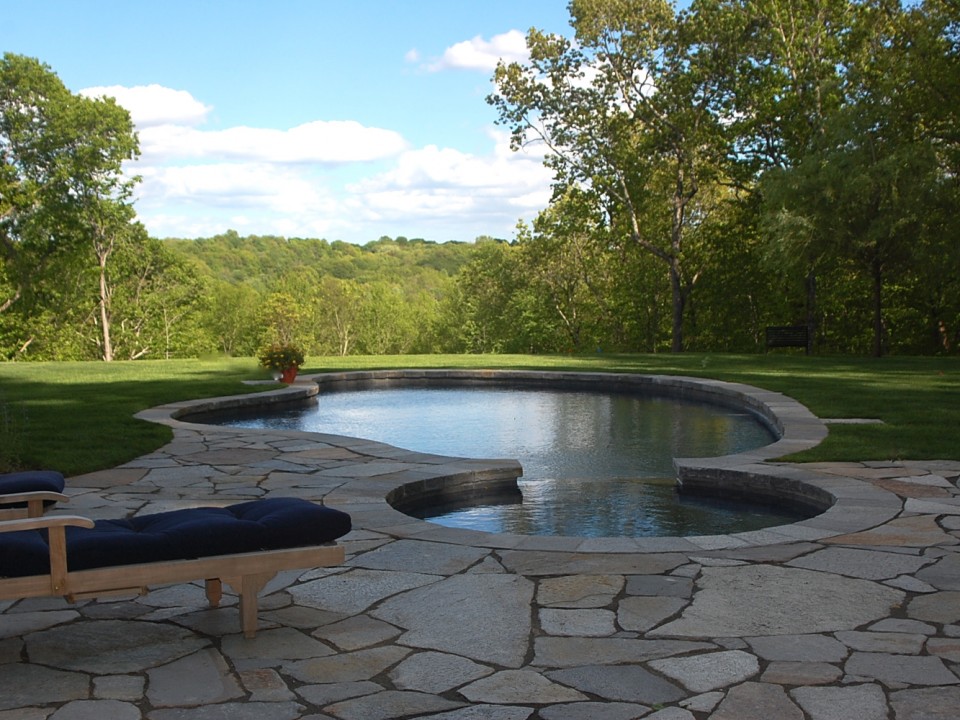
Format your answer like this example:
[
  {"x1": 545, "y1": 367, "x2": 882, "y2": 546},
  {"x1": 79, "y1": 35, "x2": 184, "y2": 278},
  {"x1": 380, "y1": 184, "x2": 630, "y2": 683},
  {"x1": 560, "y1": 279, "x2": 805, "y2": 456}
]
[
  {"x1": 98, "y1": 255, "x2": 114, "y2": 362},
  {"x1": 805, "y1": 268, "x2": 817, "y2": 355},
  {"x1": 669, "y1": 257, "x2": 684, "y2": 353},
  {"x1": 668, "y1": 158, "x2": 693, "y2": 353},
  {"x1": 669, "y1": 201, "x2": 686, "y2": 353},
  {"x1": 872, "y1": 257, "x2": 884, "y2": 358}
]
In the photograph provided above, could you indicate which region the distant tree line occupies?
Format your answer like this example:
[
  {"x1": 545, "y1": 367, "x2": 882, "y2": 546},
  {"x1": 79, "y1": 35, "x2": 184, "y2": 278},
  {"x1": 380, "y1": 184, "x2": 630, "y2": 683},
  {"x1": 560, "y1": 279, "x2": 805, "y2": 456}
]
[{"x1": 2, "y1": 0, "x2": 958, "y2": 361}]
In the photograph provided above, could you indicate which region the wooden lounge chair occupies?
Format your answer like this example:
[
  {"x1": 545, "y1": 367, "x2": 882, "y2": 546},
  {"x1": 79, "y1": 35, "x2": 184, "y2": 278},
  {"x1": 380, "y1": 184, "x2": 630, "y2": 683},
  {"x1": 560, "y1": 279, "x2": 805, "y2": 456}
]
[
  {"x1": 0, "y1": 497, "x2": 351, "y2": 638},
  {"x1": 0, "y1": 471, "x2": 67, "y2": 519}
]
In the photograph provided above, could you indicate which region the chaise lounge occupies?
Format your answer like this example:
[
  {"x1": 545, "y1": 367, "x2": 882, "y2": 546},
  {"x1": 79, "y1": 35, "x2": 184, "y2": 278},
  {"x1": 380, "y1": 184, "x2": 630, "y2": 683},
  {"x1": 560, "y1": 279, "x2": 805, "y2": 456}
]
[
  {"x1": 0, "y1": 470, "x2": 67, "y2": 518},
  {"x1": 0, "y1": 496, "x2": 351, "y2": 637}
]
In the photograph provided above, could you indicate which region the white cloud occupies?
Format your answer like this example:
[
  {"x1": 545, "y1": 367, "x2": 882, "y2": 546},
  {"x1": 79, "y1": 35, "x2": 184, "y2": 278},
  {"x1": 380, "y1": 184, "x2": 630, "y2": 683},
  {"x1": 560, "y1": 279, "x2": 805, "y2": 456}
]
[
  {"x1": 135, "y1": 129, "x2": 552, "y2": 241},
  {"x1": 427, "y1": 30, "x2": 529, "y2": 72},
  {"x1": 345, "y1": 131, "x2": 553, "y2": 231},
  {"x1": 355, "y1": 136, "x2": 549, "y2": 196},
  {"x1": 138, "y1": 120, "x2": 408, "y2": 165},
  {"x1": 80, "y1": 84, "x2": 211, "y2": 127},
  {"x1": 134, "y1": 162, "x2": 341, "y2": 239},
  {"x1": 84, "y1": 84, "x2": 408, "y2": 165},
  {"x1": 102, "y1": 82, "x2": 553, "y2": 242},
  {"x1": 137, "y1": 162, "x2": 336, "y2": 214}
]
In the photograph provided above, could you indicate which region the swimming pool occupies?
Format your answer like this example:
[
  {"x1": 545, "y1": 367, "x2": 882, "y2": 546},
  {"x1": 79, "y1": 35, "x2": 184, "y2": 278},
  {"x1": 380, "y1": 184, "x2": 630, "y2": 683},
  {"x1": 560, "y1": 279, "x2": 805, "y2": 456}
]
[{"x1": 214, "y1": 382, "x2": 813, "y2": 537}]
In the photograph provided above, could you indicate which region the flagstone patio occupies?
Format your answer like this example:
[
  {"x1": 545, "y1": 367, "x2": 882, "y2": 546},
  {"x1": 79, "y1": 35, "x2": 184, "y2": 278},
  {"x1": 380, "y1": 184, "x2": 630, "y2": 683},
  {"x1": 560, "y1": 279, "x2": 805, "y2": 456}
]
[{"x1": 1, "y1": 372, "x2": 958, "y2": 719}]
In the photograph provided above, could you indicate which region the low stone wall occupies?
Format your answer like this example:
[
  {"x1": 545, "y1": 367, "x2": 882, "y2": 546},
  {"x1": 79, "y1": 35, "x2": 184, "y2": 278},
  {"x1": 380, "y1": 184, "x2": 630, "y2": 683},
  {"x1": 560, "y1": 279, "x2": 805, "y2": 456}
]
[
  {"x1": 138, "y1": 381, "x2": 319, "y2": 425},
  {"x1": 385, "y1": 467, "x2": 523, "y2": 516},
  {"x1": 149, "y1": 368, "x2": 901, "y2": 547}
]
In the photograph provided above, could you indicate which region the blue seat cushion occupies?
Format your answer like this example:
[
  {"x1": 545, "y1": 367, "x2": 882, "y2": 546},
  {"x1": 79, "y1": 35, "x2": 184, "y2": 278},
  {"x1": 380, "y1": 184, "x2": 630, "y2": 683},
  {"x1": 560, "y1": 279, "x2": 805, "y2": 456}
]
[
  {"x1": 0, "y1": 497, "x2": 351, "y2": 578},
  {"x1": 0, "y1": 471, "x2": 66, "y2": 507}
]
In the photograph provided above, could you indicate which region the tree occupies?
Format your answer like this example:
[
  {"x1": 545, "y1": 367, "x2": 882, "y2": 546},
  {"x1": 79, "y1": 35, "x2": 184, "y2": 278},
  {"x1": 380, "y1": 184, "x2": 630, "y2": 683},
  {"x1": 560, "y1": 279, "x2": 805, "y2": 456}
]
[
  {"x1": 85, "y1": 201, "x2": 141, "y2": 361},
  {"x1": 886, "y1": 0, "x2": 959, "y2": 179},
  {"x1": 893, "y1": 0, "x2": 960, "y2": 352},
  {"x1": 489, "y1": 0, "x2": 736, "y2": 351},
  {"x1": 202, "y1": 280, "x2": 262, "y2": 356},
  {"x1": 447, "y1": 239, "x2": 522, "y2": 353},
  {"x1": 1, "y1": 54, "x2": 139, "y2": 329},
  {"x1": 354, "y1": 282, "x2": 419, "y2": 355},
  {"x1": 260, "y1": 292, "x2": 308, "y2": 348},
  {"x1": 520, "y1": 192, "x2": 615, "y2": 352},
  {"x1": 108, "y1": 233, "x2": 212, "y2": 360},
  {"x1": 314, "y1": 276, "x2": 361, "y2": 356},
  {"x1": 729, "y1": 0, "x2": 852, "y2": 172},
  {"x1": 759, "y1": 0, "x2": 955, "y2": 356},
  {"x1": 731, "y1": 0, "x2": 856, "y2": 349}
]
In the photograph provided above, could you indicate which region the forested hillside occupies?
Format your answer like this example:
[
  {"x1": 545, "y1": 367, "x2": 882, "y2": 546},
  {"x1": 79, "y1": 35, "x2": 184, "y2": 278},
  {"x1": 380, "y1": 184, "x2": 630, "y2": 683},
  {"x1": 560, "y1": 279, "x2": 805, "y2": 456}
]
[
  {"x1": 160, "y1": 233, "x2": 482, "y2": 359},
  {"x1": 165, "y1": 231, "x2": 474, "y2": 288}
]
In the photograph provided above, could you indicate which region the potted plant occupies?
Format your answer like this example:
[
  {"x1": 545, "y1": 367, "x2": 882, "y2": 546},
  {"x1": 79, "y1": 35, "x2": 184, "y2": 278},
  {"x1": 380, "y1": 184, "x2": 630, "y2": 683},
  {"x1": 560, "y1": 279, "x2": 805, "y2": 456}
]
[{"x1": 257, "y1": 343, "x2": 305, "y2": 384}]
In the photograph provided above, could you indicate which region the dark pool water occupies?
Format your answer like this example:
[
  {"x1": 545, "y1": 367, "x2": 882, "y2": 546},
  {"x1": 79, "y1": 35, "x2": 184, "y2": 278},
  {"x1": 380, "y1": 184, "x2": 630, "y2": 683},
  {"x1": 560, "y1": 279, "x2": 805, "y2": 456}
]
[{"x1": 218, "y1": 385, "x2": 809, "y2": 537}]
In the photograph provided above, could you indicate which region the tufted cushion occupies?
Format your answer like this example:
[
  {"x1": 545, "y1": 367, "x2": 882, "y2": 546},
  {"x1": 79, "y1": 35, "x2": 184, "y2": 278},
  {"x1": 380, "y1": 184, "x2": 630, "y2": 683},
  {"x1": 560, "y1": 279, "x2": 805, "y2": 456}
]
[
  {"x1": 0, "y1": 471, "x2": 66, "y2": 508},
  {"x1": 0, "y1": 497, "x2": 351, "y2": 578}
]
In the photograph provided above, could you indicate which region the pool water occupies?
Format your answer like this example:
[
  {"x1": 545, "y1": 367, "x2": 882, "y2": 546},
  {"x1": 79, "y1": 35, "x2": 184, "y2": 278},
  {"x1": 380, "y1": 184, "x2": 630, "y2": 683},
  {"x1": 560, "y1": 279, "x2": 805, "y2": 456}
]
[{"x1": 220, "y1": 385, "x2": 809, "y2": 537}]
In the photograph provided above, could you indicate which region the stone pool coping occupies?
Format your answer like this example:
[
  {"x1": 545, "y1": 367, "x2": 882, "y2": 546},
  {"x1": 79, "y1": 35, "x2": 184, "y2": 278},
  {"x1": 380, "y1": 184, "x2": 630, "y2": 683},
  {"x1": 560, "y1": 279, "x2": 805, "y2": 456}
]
[{"x1": 135, "y1": 369, "x2": 902, "y2": 553}]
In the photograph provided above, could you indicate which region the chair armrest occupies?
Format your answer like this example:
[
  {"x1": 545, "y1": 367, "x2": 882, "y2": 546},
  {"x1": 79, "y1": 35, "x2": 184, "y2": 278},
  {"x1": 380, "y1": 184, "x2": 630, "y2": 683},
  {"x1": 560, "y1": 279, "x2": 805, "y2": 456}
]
[
  {"x1": 0, "y1": 491, "x2": 69, "y2": 519},
  {"x1": 0, "y1": 514, "x2": 95, "y2": 533},
  {"x1": 0, "y1": 515, "x2": 94, "y2": 593}
]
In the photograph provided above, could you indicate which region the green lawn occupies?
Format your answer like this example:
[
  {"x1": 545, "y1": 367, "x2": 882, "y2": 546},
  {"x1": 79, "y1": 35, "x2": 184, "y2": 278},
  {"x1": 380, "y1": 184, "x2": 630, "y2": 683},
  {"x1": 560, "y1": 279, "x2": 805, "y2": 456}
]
[{"x1": 1, "y1": 353, "x2": 957, "y2": 476}]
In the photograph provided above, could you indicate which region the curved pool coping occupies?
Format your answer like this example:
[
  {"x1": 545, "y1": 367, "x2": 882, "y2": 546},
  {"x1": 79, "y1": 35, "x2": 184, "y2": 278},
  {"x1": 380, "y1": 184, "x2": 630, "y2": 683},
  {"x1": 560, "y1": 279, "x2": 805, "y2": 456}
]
[{"x1": 137, "y1": 369, "x2": 902, "y2": 552}]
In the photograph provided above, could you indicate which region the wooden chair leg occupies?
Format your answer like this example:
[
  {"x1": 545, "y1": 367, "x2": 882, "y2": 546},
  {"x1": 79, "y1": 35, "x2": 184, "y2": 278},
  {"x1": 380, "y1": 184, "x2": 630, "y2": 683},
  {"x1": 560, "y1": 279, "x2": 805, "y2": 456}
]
[
  {"x1": 205, "y1": 579, "x2": 222, "y2": 607},
  {"x1": 226, "y1": 573, "x2": 273, "y2": 638}
]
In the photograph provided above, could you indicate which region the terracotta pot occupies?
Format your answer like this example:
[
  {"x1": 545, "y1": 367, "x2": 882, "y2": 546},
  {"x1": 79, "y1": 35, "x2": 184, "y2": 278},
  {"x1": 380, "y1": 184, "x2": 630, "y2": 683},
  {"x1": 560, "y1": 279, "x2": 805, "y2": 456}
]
[{"x1": 280, "y1": 366, "x2": 298, "y2": 384}]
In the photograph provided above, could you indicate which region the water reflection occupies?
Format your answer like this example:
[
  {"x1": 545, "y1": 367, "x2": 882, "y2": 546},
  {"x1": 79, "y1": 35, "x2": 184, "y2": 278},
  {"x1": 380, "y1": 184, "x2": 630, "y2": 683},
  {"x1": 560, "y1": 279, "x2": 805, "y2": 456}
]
[
  {"x1": 219, "y1": 385, "x2": 808, "y2": 537},
  {"x1": 416, "y1": 477, "x2": 805, "y2": 538}
]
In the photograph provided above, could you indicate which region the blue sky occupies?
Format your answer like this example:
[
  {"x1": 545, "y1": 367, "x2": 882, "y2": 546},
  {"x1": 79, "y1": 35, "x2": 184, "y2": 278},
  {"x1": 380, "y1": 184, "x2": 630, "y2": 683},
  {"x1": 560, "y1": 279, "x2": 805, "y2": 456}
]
[{"x1": 4, "y1": 1, "x2": 576, "y2": 243}]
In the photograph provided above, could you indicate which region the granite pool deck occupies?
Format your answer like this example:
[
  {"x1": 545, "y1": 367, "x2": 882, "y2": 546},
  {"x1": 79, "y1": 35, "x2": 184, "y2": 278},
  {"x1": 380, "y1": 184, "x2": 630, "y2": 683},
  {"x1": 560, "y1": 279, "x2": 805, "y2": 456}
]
[{"x1": 1, "y1": 374, "x2": 959, "y2": 719}]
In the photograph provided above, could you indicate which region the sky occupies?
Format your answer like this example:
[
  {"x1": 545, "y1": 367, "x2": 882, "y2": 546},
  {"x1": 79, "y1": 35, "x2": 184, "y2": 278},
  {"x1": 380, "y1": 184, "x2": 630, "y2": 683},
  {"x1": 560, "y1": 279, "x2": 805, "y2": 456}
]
[{"x1": 3, "y1": 1, "x2": 576, "y2": 244}]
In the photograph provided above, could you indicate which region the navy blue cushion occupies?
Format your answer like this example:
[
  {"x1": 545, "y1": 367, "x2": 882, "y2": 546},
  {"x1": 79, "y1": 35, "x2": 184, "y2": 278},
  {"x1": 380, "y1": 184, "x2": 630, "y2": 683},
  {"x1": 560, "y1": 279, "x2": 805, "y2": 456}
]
[
  {"x1": 0, "y1": 530, "x2": 51, "y2": 577},
  {"x1": 0, "y1": 498, "x2": 351, "y2": 578},
  {"x1": 0, "y1": 471, "x2": 66, "y2": 508}
]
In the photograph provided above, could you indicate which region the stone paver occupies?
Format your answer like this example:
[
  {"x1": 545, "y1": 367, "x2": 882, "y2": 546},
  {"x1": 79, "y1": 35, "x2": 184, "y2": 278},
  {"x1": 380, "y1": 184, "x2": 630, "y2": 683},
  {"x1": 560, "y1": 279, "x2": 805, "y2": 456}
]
[
  {"x1": 146, "y1": 649, "x2": 244, "y2": 707},
  {"x1": 648, "y1": 650, "x2": 759, "y2": 692},
  {"x1": 460, "y1": 670, "x2": 588, "y2": 704},
  {"x1": 844, "y1": 652, "x2": 960, "y2": 686},
  {"x1": 371, "y1": 573, "x2": 535, "y2": 667},
  {"x1": 540, "y1": 702, "x2": 650, "y2": 720},
  {"x1": 2, "y1": 372, "x2": 959, "y2": 718},
  {"x1": 760, "y1": 661, "x2": 842, "y2": 685},
  {"x1": 649, "y1": 565, "x2": 905, "y2": 637},
  {"x1": 745, "y1": 633, "x2": 848, "y2": 662},
  {"x1": 617, "y1": 595, "x2": 688, "y2": 632},
  {"x1": 890, "y1": 686, "x2": 960, "y2": 720},
  {"x1": 544, "y1": 665, "x2": 686, "y2": 705},
  {"x1": 537, "y1": 574, "x2": 624, "y2": 607},
  {"x1": 389, "y1": 651, "x2": 494, "y2": 694},
  {"x1": 710, "y1": 682, "x2": 803, "y2": 720},
  {"x1": 25, "y1": 620, "x2": 207, "y2": 674},
  {"x1": 540, "y1": 608, "x2": 618, "y2": 637},
  {"x1": 790, "y1": 684, "x2": 888, "y2": 720},
  {"x1": 323, "y1": 690, "x2": 463, "y2": 720},
  {"x1": 50, "y1": 700, "x2": 142, "y2": 720}
]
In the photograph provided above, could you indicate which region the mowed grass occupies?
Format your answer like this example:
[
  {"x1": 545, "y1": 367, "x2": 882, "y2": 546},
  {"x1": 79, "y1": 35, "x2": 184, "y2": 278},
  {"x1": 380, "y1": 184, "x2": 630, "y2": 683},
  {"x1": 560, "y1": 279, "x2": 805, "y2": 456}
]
[
  {"x1": 0, "y1": 358, "x2": 271, "y2": 475},
  {"x1": 1, "y1": 353, "x2": 957, "y2": 476}
]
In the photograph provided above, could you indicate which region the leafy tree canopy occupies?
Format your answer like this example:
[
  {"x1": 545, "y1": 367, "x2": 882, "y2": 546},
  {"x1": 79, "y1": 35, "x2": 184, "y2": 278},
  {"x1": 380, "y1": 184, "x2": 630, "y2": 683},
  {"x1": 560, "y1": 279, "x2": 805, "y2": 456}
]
[{"x1": 1, "y1": 53, "x2": 138, "y2": 315}]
